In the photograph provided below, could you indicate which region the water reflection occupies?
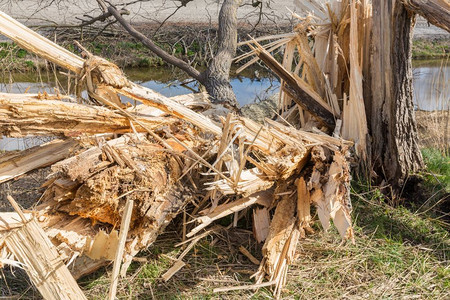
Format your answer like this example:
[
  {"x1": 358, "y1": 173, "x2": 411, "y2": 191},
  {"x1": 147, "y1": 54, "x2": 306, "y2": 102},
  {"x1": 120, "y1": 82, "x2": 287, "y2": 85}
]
[
  {"x1": 1, "y1": 62, "x2": 445, "y2": 109},
  {"x1": 412, "y1": 60, "x2": 449, "y2": 111},
  {"x1": 125, "y1": 66, "x2": 280, "y2": 106}
]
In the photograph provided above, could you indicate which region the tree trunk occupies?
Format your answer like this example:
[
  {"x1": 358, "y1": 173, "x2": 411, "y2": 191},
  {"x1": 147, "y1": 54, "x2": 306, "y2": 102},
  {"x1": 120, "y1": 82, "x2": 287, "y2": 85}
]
[
  {"x1": 202, "y1": 0, "x2": 242, "y2": 110},
  {"x1": 369, "y1": 0, "x2": 424, "y2": 192}
]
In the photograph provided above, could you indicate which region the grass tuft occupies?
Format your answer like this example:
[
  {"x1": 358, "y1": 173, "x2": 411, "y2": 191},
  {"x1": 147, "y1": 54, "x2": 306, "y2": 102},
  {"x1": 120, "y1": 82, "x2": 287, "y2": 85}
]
[{"x1": 422, "y1": 148, "x2": 450, "y2": 192}]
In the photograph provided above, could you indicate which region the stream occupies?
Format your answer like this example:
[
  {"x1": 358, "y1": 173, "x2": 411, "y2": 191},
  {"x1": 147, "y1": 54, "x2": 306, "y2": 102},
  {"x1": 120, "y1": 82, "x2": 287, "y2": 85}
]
[{"x1": 0, "y1": 60, "x2": 448, "y2": 151}]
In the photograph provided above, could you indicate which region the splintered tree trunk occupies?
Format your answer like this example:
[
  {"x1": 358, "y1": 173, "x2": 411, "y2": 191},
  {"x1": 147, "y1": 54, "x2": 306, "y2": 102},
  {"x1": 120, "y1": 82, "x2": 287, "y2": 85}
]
[
  {"x1": 203, "y1": 0, "x2": 242, "y2": 110},
  {"x1": 369, "y1": 0, "x2": 424, "y2": 191}
]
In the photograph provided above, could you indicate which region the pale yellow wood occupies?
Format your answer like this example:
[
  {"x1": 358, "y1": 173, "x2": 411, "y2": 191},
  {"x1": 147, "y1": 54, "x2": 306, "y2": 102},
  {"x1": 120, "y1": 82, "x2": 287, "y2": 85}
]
[
  {"x1": 188, "y1": 191, "x2": 270, "y2": 238},
  {"x1": 0, "y1": 139, "x2": 78, "y2": 184},
  {"x1": 252, "y1": 207, "x2": 270, "y2": 243},
  {"x1": 239, "y1": 245, "x2": 260, "y2": 265},
  {"x1": 1, "y1": 197, "x2": 87, "y2": 300},
  {"x1": 85, "y1": 230, "x2": 119, "y2": 260},
  {"x1": 341, "y1": 0, "x2": 368, "y2": 160},
  {"x1": 0, "y1": 93, "x2": 173, "y2": 137},
  {"x1": 118, "y1": 84, "x2": 223, "y2": 136},
  {"x1": 0, "y1": 12, "x2": 84, "y2": 73},
  {"x1": 0, "y1": 212, "x2": 32, "y2": 231},
  {"x1": 161, "y1": 260, "x2": 186, "y2": 282},
  {"x1": 108, "y1": 199, "x2": 134, "y2": 300}
]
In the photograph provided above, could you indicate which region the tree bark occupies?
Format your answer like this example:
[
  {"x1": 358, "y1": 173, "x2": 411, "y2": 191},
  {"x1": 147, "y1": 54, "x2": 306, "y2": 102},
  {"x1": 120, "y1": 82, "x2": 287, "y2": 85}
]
[
  {"x1": 401, "y1": 0, "x2": 450, "y2": 32},
  {"x1": 202, "y1": 0, "x2": 242, "y2": 110},
  {"x1": 369, "y1": 0, "x2": 424, "y2": 192}
]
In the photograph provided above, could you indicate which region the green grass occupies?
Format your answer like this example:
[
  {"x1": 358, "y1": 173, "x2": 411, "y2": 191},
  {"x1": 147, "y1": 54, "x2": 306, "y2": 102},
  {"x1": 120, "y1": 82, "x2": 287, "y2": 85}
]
[
  {"x1": 0, "y1": 42, "x2": 28, "y2": 59},
  {"x1": 422, "y1": 148, "x2": 450, "y2": 192},
  {"x1": 283, "y1": 181, "x2": 449, "y2": 299},
  {"x1": 413, "y1": 39, "x2": 449, "y2": 59}
]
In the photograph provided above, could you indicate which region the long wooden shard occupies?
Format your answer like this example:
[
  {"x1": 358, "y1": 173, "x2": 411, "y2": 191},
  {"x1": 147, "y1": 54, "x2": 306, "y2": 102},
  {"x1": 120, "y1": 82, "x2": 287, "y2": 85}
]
[
  {"x1": 308, "y1": 147, "x2": 354, "y2": 241},
  {"x1": 254, "y1": 189, "x2": 300, "y2": 298},
  {"x1": 0, "y1": 196, "x2": 87, "y2": 300},
  {"x1": 0, "y1": 139, "x2": 78, "y2": 184},
  {"x1": 0, "y1": 93, "x2": 174, "y2": 137},
  {"x1": 341, "y1": 0, "x2": 368, "y2": 159},
  {"x1": 0, "y1": 12, "x2": 84, "y2": 73},
  {"x1": 249, "y1": 41, "x2": 336, "y2": 129},
  {"x1": 108, "y1": 199, "x2": 134, "y2": 300},
  {"x1": 116, "y1": 84, "x2": 223, "y2": 135}
]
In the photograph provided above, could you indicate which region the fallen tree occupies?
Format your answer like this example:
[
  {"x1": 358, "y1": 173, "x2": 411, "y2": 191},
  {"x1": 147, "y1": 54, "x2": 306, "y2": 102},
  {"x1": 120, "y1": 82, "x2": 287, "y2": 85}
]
[
  {"x1": 1, "y1": 0, "x2": 448, "y2": 297},
  {"x1": 0, "y1": 9, "x2": 355, "y2": 298}
]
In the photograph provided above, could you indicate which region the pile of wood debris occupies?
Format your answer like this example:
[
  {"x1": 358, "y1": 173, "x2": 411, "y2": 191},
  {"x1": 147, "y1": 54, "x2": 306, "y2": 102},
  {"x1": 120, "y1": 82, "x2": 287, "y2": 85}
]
[
  {"x1": 0, "y1": 2, "x2": 358, "y2": 298},
  {"x1": 237, "y1": 0, "x2": 371, "y2": 160}
]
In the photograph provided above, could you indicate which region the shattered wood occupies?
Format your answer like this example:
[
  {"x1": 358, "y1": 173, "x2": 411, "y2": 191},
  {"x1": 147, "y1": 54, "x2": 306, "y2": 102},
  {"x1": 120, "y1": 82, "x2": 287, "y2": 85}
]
[
  {"x1": 0, "y1": 8, "x2": 358, "y2": 299},
  {"x1": 0, "y1": 196, "x2": 87, "y2": 300}
]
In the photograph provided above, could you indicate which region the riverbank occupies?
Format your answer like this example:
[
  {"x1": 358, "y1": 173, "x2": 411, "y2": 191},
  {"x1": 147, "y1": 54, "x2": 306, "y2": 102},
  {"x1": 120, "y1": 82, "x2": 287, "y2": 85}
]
[
  {"x1": 412, "y1": 37, "x2": 449, "y2": 59},
  {"x1": 0, "y1": 23, "x2": 291, "y2": 71},
  {"x1": 1, "y1": 22, "x2": 448, "y2": 72}
]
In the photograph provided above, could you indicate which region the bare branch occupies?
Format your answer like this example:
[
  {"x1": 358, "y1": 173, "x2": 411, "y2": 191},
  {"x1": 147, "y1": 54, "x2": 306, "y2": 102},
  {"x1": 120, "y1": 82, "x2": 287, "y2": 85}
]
[
  {"x1": 96, "y1": 0, "x2": 108, "y2": 12},
  {"x1": 107, "y1": 4, "x2": 204, "y2": 84},
  {"x1": 152, "y1": 4, "x2": 184, "y2": 38}
]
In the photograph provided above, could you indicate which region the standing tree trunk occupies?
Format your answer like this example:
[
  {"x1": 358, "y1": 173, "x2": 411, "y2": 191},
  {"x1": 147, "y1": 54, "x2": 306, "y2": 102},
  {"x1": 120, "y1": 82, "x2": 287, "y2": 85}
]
[
  {"x1": 369, "y1": 0, "x2": 424, "y2": 193},
  {"x1": 202, "y1": 0, "x2": 242, "y2": 110}
]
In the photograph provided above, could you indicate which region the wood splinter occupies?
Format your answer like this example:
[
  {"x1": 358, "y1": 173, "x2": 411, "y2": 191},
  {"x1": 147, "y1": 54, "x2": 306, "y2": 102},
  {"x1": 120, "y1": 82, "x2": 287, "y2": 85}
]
[
  {"x1": 108, "y1": 199, "x2": 134, "y2": 300},
  {"x1": 1, "y1": 195, "x2": 87, "y2": 300}
]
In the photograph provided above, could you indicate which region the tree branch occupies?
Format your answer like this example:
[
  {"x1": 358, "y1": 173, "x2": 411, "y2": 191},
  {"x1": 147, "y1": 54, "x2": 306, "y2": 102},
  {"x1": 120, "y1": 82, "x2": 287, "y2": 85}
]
[
  {"x1": 107, "y1": 5, "x2": 204, "y2": 83},
  {"x1": 401, "y1": 0, "x2": 450, "y2": 32}
]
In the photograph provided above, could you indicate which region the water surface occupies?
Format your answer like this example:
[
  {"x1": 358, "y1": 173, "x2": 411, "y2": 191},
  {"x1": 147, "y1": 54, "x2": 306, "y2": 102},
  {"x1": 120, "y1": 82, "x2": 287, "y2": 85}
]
[
  {"x1": 0, "y1": 60, "x2": 447, "y2": 151},
  {"x1": 412, "y1": 60, "x2": 448, "y2": 111}
]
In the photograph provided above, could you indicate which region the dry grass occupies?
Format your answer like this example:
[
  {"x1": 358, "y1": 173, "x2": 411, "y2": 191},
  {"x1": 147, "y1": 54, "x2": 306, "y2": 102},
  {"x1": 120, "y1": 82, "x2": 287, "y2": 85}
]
[
  {"x1": 75, "y1": 184, "x2": 449, "y2": 300},
  {"x1": 416, "y1": 110, "x2": 449, "y2": 153},
  {"x1": 1, "y1": 173, "x2": 449, "y2": 299},
  {"x1": 413, "y1": 58, "x2": 449, "y2": 154}
]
